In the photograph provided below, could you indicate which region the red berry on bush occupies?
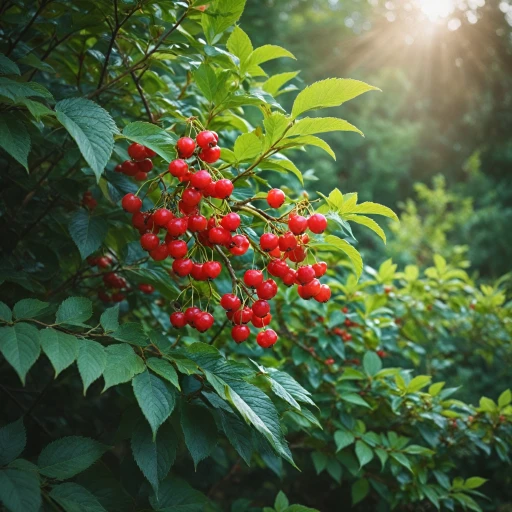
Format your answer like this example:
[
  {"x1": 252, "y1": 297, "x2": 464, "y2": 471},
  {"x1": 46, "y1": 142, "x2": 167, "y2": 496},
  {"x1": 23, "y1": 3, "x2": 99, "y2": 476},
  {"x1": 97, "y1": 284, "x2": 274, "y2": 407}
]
[
  {"x1": 312, "y1": 261, "x2": 327, "y2": 277},
  {"x1": 203, "y1": 181, "x2": 217, "y2": 198},
  {"x1": 181, "y1": 188, "x2": 202, "y2": 207},
  {"x1": 111, "y1": 292, "x2": 125, "y2": 303},
  {"x1": 244, "y1": 269, "x2": 264, "y2": 288},
  {"x1": 209, "y1": 226, "x2": 231, "y2": 245},
  {"x1": 144, "y1": 147, "x2": 156, "y2": 158},
  {"x1": 232, "y1": 325, "x2": 250, "y2": 344},
  {"x1": 140, "y1": 232, "x2": 159, "y2": 251},
  {"x1": 232, "y1": 306, "x2": 253, "y2": 325},
  {"x1": 177, "y1": 137, "x2": 196, "y2": 158},
  {"x1": 288, "y1": 246, "x2": 307, "y2": 262},
  {"x1": 279, "y1": 231, "x2": 298, "y2": 252},
  {"x1": 170, "y1": 311, "x2": 187, "y2": 328},
  {"x1": 199, "y1": 146, "x2": 221, "y2": 163},
  {"x1": 252, "y1": 300, "x2": 270, "y2": 318},
  {"x1": 190, "y1": 170, "x2": 212, "y2": 190},
  {"x1": 188, "y1": 214, "x2": 208, "y2": 232},
  {"x1": 267, "y1": 189, "x2": 285, "y2": 208},
  {"x1": 167, "y1": 217, "x2": 188, "y2": 237},
  {"x1": 122, "y1": 193, "x2": 142, "y2": 213},
  {"x1": 121, "y1": 160, "x2": 139, "y2": 176},
  {"x1": 196, "y1": 130, "x2": 217, "y2": 149},
  {"x1": 168, "y1": 240, "x2": 188, "y2": 259},
  {"x1": 185, "y1": 306, "x2": 201, "y2": 325},
  {"x1": 297, "y1": 265, "x2": 316, "y2": 285},
  {"x1": 220, "y1": 293, "x2": 241, "y2": 311},
  {"x1": 215, "y1": 179, "x2": 234, "y2": 199},
  {"x1": 308, "y1": 213, "x2": 327, "y2": 234},
  {"x1": 298, "y1": 278, "x2": 321, "y2": 299},
  {"x1": 149, "y1": 243, "x2": 168, "y2": 261},
  {"x1": 260, "y1": 233, "x2": 279, "y2": 252},
  {"x1": 257, "y1": 329, "x2": 278, "y2": 348},
  {"x1": 203, "y1": 261, "x2": 222, "y2": 280},
  {"x1": 191, "y1": 263, "x2": 206, "y2": 281},
  {"x1": 172, "y1": 258, "x2": 193, "y2": 277},
  {"x1": 314, "y1": 284, "x2": 331, "y2": 303},
  {"x1": 252, "y1": 313, "x2": 272, "y2": 328},
  {"x1": 137, "y1": 158, "x2": 153, "y2": 173},
  {"x1": 268, "y1": 259, "x2": 289, "y2": 278},
  {"x1": 289, "y1": 215, "x2": 308, "y2": 235},
  {"x1": 282, "y1": 270, "x2": 297, "y2": 287},
  {"x1": 114, "y1": 164, "x2": 123, "y2": 173},
  {"x1": 138, "y1": 283, "x2": 155, "y2": 294},
  {"x1": 195, "y1": 312, "x2": 214, "y2": 332},
  {"x1": 169, "y1": 159, "x2": 188, "y2": 177},
  {"x1": 128, "y1": 142, "x2": 147, "y2": 161},
  {"x1": 134, "y1": 171, "x2": 147, "y2": 181},
  {"x1": 221, "y1": 212, "x2": 241, "y2": 231},
  {"x1": 229, "y1": 234, "x2": 250, "y2": 256},
  {"x1": 257, "y1": 279, "x2": 278, "y2": 300},
  {"x1": 153, "y1": 208, "x2": 174, "y2": 227},
  {"x1": 96, "y1": 256, "x2": 112, "y2": 269}
]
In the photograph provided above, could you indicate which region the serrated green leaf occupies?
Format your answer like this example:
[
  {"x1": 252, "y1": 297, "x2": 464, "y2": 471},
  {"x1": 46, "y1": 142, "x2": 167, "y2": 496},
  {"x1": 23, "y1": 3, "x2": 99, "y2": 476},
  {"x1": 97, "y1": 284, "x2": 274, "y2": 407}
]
[
  {"x1": 0, "y1": 418, "x2": 26, "y2": 466},
  {"x1": 0, "y1": 468, "x2": 41, "y2": 512},
  {"x1": 40, "y1": 328, "x2": 78, "y2": 377},
  {"x1": 351, "y1": 478, "x2": 370, "y2": 506},
  {"x1": 0, "y1": 323, "x2": 40, "y2": 385},
  {"x1": 202, "y1": 0, "x2": 247, "y2": 44},
  {"x1": 334, "y1": 430, "x2": 355, "y2": 452},
  {"x1": 0, "y1": 113, "x2": 30, "y2": 170},
  {"x1": 55, "y1": 297, "x2": 92, "y2": 326},
  {"x1": 355, "y1": 440, "x2": 373, "y2": 468},
  {"x1": 77, "y1": 339, "x2": 106, "y2": 395},
  {"x1": 112, "y1": 322, "x2": 148, "y2": 347},
  {"x1": 498, "y1": 389, "x2": 511, "y2": 408},
  {"x1": 226, "y1": 26, "x2": 253, "y2": 63},
  {"x1": 122, "y1": 121, "x2": 177, "y2": 162},
  {"x1": 288, "y1": 117, "x2": 362, "y2": 137},
  {"x1": 0, "y1": 54, "x2": 20, "y2": 75},
  {"x1": 464, "y1": 477, "x2": 487, "y2": 489},
  {"x1": 311, "y1": 451, "x2": 328, "y2": 474},
  {"x1": 146, "y1": 357, "x2": 180, "y2": 391},
  {"x1": 193, "y1": 63, "x2": 217, "y2": 102},
  {"x1": 102, "y1": 344, "x2": 145, "y2": 392},
  {"x1": 245, "y1": 44, "x2": 295, "y2": 71},
  {"x1": 344, "y1": 214, "x2": 386, "y2": 243},
  {"x1": 340, "y1": 393, "x2": 371, "y2": 408},
  {"x1": 0, "y1": 301, "x2": 12, "y2": 323},
  {"x1": 12, "y1": 299, "x2": 49, "y2": 320},
  {"x1": 149, "y1": 476, "x2": 208, "y2": 511},
  {"x1": 274, "y1": 490, "x2": 289, "y2": 511},
  {"x1": 315, "y1": 235, "x2": 363, "y2": 279},
  {"x1": 348, "y1": 201, "x2": 399, "y2": 221},
  {"x1": 363, "y1": 351, "x2": 382, "y2": 376},
  {"x1": 69, "y1": 209, "x2": 108, "y2": 261},
  {"x1": 0, "y1": 77, "x2": 52, "y2": 101},
  {"x1": 234, "y1": 132, "x2": 262, "y2": 162},
  {"x1": 284, "y1": 135, "x2": 336, "y2": 159},
  {"x1": 100, "y1": 305, "x2": 119, "y2": 333},
  {"x1": 262, "y1": 71, "x2": 300, "y2": 97},
  {"x1": 406, "y1": 375, "x2": 432, "y2": 393},
  {"x1": 49, "y1": 482, "x2": 107, "y2": 512},
  {"x1": 390, "y1": 452, "x2": 412, "y2": 472},
  {"x1": 15, "y1": 98, "x2": 54, "y2": 121}
]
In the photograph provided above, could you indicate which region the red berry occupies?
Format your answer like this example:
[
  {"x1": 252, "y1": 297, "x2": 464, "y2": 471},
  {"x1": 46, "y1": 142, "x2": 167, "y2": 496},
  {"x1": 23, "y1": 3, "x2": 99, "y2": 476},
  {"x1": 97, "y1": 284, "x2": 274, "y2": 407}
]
[
  {"x1": 179, "y1": 171, "x2": 193, "y2": 183},
  {"x1": 252, "y1": 313, "x2": 272, "y2": 328},
  {"x1": 282, "y1": 270, "x2": 297, "y2": 287},
  {"x1": 312, "y1": 261, "x2": 327, "y2": 278},
  {"x1": 220, "y1": 293, "x2": 241, "y2": 311},
  {"x1": 308, "y1": 214, "x2": 327, "y2": 234},
  {"x1": 178, "y1": 200, "x2": 198, "y2": 216},
  {"x1": 172, "y1": 258, "x2": 193, "y2": 276},
  {"x1": 181, "y1": 188, "x2": 202, "y2": 207},
  {"x1": 269, "y1": 247, "x2": 282, "y2": 259},
  {"x1": 122, "y1": 193, "x2": 142, "y2": 213},
  {"x1": 256, "y1": 329, "x2": 278, "y2": 348},
  {"x1": 188, "y1": 214, "x2": 207, "y2": 232},
  {"x1": 111, "y1": 292, "x2": 125, "y2": 303},
  {"x1": 252, "y1": 300, "x2": 270, "y2": 318},
  {"x1": 229, "y1": 234, "x2": 250, "y2": 256},
  {"x1": 168, "y1": 159, "x2": 188, "y2": 177},
  {"x1": 153, "y1": 208, "x2": 174, "y2": 227},
  {"x1": 203, "y1": 261, "x2": 222, "y2": 280},
  {"x1": 267, "y1": 259, "x2": 289, "y2": 279},
  {"x1": 279, "y1": 232, "x2": 298, "y2": 252},
  {"x1": 221, "y1": 212, "x2": 241, "y2": 232},
  {"x1": 244, "y1": 269, "x2": 263, "y2": 288},
  {"x1": 215, "y1": 179, "x2": 234, "y2": 199},
  {"x1": 232, "y1": 306, "x2": 253, "y2": 325},
  {"x1": 96, "y1": 256, "x2": 111, "y2": 269},
  {"x1": 298, "y1": 278, "x2": 321, "y2": 299},
  {"x1": 137, "y1": 158, "x2": 153, "y2": 173},
  {"x1": 289, "y1": 215, "x2": 308, "y2": 235},
  {"x1": 128, "y1": 143, "x2": 147, "y2": 161},
  {"x1": 267, "y1": 189, "x2": 285, "y2": 208},
  {"x1": 196, "y1": 130, "x2": 217, "y2": 149},
  {"x1": 168, "y1": 240, "x2": 188, "y2": 259},
  {"x1": 314, "y1": 284, "x2": 331, "y2": 303},
  {"x1": 232, "y1": 325, "x2": 250, "y2": 344},
  {"x1": 149, "y1": 243, "x2": 168, "y2": 261},
  {"x1": 256, "y1": 279, "x2": 278, "y2": 300},
  {"x1": 144, "y1": 147, "x2": 156, "y2": 158},
  {"x1": 167, "y1": 217, "x2": 188, "y2": 237},
  {"x1": 203, "y1": 181, "x2": 217, "y2": 198},
  {"x1": 98, "y1": 290, "x2": 111, "y2": 302},
  {"x1": 260, "y1": 233, "x2": 279, "y2": 252},
  {"x1": 132, "y1": 212, "x2": 146, "y2": 230},
  {"x1": 190, "y1": 170, "x2": 212, "y2": 190},
  {"x1": 209, "y1": 226, "x2": 231, "y2": 245},
  {"x1": 195, "y1": 312, "x2": 214, "y2": 332},
  {"x1": 185, "y1": 307, "x2": 201, "y2": 326},
  {"x1": 177, "y1": 137, "x2": 196, "y2": 158},
  {"x1": 114, "y1": 164, "x2": 123, "y2": 173},
  {"x1": 138, "y1": 283, "x2": 155, "y2": 294},
  {"x1": 199, "y1": 146, "x2": 221, "y2": 163},
  {"x1": 140, "y1": 233, "x2": 160, "y2": 251},
  {"x1": 121, "y1": 160, "x2": 139, "y2": 176},
  {"x1": 288, "y1": 246, "x2": 307, "y2": 262},
  {"x1": 297, "y1": 265, "x2": 316, "y2": 285},
  {"x1": 191, "y1": 263, "x2": 206, "y2": 281},
  {"x1": 325, "y1": 358, "x2": 335, "y2": 366},
  {"x1": 170, "y1": 311, "x2": 187, "y2": 328},
  {"x1": 134, "y1": 171, "x2": 147, "y2": 181}
]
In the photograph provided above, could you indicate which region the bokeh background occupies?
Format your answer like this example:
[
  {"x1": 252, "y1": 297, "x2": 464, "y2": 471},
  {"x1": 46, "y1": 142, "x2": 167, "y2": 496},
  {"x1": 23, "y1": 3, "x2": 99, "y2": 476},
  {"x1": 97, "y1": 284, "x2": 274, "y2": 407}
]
[{"x1": 243, "y1": 0, "x2": 512, "y2": 278}]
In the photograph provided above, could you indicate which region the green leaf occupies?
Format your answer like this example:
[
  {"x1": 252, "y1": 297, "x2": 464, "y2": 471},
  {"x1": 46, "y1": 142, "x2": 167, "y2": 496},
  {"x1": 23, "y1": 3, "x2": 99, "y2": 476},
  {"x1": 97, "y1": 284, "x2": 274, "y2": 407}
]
[
  {"x1": 355, "y1": 440, "x2": 373, "y2": 468},
  {"x1": 428, "y1": 382, "x2": 445, "y2": 397},
  {"x1": 0, "y1": 55, "x2": 20, "y2": 75},
  {"x1": 390, "y1": 452, "x2": 412, "y2": 472},
  {"x1": 0, "y1": 77, "x2": 52, "y2": 101},
  {"x1": 226, "y1": 26, "x2": 253, "y2": 63},
  {"x1": 326, "y1": 458, "x2": 342, "y2": 483},
  {"x1": 55, "y1": 297, "x2": 93, "y2": 326},
  {"x1": 15, "y1": 98, "x2": 54, "y2": 121},
  {"x1": 498, "y1": 389, "x2": 511, "y2": 408},
  {"x1": 344, "y1": 214, "x2": 387, "y2": 243},
  {"x1": 131, "y1": 421, "x2": 177, "y2": 493},
  {"x1": 0, "y1": 468, "x2": 41, "y2": 512},
  {"x1": 0, "y1": 323, "x2": 40, "y2": 385},
  {"x1": 403, "y1": 445, "x2": 434, "y2": 456},
  {"x1": 122, "y1": 121, "x2": 177, "y2": 163},
  {"x1": 263, "y1": 112, "x2": 289, "y2": 149},
  {"x1": 260, "y1": 157, "x2": 304, "y2": 185},
  {"x1": 112, "y1": 322, "x2": 148, "y2": 347},
  {"x1": 100, "y1": 305, "x2": 119, "y2": 333},
  {"x1": 181, "y1": 402, "x2": 218, "y2": 469},
  {"x1": 40, "y1": 328, "x2": 79, "y2": 378},
  {"x1": 149, "y1": 476, "x2": 208, "y2": 511},
  {"x1": 146, "y1": 357, "x2": 180, "y2": 391},
  {"x1": 202, "y1": 0, "x2": 247, "y2": 44},
  {"x1": 245, "y1": 45, "x2": 295, "y2": 69},
  {"x1": 315, "y1": 235, "x2": 363, "y2": 279},
  {"x1": 334, "y1": 430, "x2": 355, "y2": 452},
  {"x1": 288, "y1": 117, "x2": 362, "y2": 137},
  {"x1": 102, "y1": 344, "x2": 145, "y2": 392},
  {"x1": 262, "y1": 71, "x2": 300, "y2": 97},
  {"x1": 351, "y1": 478, "x2": 370, "y2": 506},
  {"x1": 464, "y1": 477, "x2": 487, "y2": 489},
  {"x1": 0, "y1": 302, "x2": 12, "y2": 323},
  {"x1": 12, "y1": 299, "x2": 49, "y2": 320},
  {"x1": 0, "y1": 113, "x2": 30, "y2": 170},
  {"x1": 311, "y1": 452, "x2": 328, "y2": 475},
  {"x1": 291, "y1": 78, "x2": 379, "y2": 119},
  {"x1": 363, "y1": 351, "x2": 382, "y2": 376},
  {"x1": 348, "y1": 201, "x2": 399, "y2": 221},
  {"x1": 38, "y1": 436, "x2": 107, "y2": 480},
  {"x1": 274, "y1": 490, "x2": 289, "y2": 512},
  {"x1": 266, "y1": 368, "x2": 316, "y2": 407},
  {"x1": 234, "y1": 132, "x2": 263, "y2": 162},
  {"x1": 406, "y1": 375, "x2": 432, "y2": 393},
  {"x1": 69, "y1": 210, "x2": 108, "y2": 261},
  {"x1": 77, "y1": 339, "x2": 106, "y2": 395},
  {"x1": 49, "y1": 482, "x2": 107, "y2": 512},
  {"x1": 132, "y1": 370, "x2": 176, "y2": 439},
  {"x1": 218, "y1": 410, "x2": 253, "y2": 465},
  {"x1": 193, "y1": 63, "x2": 218, "y2": 102},
  {"x1": 375, "y1": 447, "x2": 388, "y2": 470},
  {"x1": 340, "y1": 393, "x2": 371, "y2": 408},
  {"x1": 55, "y1": 98, "x2": 117, "y2": 181},
  {"x1": 285, "y1": 135, "x2": 336, "y2": 159},
  {"x1": 0, "y1": 418, "x2": 26, "y2": 466}
]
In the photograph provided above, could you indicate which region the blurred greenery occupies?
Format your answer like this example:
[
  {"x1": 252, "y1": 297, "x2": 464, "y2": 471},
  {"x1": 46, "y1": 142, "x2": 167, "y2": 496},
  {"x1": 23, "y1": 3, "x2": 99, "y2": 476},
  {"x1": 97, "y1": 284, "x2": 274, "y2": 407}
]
[{"x1": 244, "y1": 0, "x2": 512, "y2": 277}]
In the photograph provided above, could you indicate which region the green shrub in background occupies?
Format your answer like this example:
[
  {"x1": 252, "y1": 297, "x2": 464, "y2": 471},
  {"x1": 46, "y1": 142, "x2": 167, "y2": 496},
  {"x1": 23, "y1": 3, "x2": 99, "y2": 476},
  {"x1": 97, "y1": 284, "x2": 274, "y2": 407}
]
[{"x1": 0, "y1": 1, "x2": 510, "y2": 512}]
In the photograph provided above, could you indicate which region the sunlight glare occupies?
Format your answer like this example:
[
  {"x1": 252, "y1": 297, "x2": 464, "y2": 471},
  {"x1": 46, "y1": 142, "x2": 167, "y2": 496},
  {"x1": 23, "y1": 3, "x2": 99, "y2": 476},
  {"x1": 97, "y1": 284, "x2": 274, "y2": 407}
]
[{"x1": 417, "y1": 0, "x2": 455, "y2": 21}]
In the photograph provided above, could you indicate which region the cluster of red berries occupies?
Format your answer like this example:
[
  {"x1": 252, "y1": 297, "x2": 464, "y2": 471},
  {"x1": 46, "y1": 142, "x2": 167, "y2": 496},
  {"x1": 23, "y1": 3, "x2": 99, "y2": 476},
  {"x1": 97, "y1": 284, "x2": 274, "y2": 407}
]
[
  {"x1": 82, "y1": 190, "x2": 97, "y2": 210},
  {"x1": 115, "y1": 143, "x2": 157, "y2": 181},
  {"x1": 87, "y1": 254, "x2": 154, "y2": 303}
]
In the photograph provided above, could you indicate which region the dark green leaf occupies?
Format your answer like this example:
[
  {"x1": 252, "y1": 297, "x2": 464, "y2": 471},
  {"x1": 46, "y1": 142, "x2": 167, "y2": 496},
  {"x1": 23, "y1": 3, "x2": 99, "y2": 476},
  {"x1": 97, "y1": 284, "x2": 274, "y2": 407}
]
[
  {"x1": 40, "y1": 328, "x2": 79, "y2": 377},
  {"x1": 12, "y1": 299, "x2": 49, "y2": 320},
  {"x1": 181, "y1": 402, "x2": 217, "y2": 469},
  {"x1": 0, "y1": 418, "x2": 26, "y2": 466},
  {"x1": 69, "y1": 210, "x2": 108, "y2": 261},
  {"x1": 49, "y1": 482, "x2": 107, "y2": 512},
  {"x1": 0, "y1": 113, "x2": 30, "y2": 170},
  {"x1": 102, "y1": 344, "x2": 145, "y2": 392},
  {"x1": 77, "y1": 339, "x2": 106, "y2": 395},
  {"x1": 0, "y1": 468, "x2": 41, "y2": 512}
]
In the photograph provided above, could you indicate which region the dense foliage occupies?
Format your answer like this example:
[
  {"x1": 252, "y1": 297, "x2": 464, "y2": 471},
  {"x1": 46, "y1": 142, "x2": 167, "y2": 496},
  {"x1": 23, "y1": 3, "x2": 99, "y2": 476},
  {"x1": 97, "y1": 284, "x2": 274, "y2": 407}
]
[{"x1": 0, "y1": 1, "x2": 510, "y2": 512}]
